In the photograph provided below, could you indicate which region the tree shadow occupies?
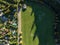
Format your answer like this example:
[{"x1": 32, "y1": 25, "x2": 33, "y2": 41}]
[{"x1": 25, "y1": 1, "x2": 55, "y2": 45}]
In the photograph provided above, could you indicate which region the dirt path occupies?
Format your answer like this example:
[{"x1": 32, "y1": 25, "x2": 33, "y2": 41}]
[
  {"x1": 18, "y1": 9, "x2": 22, "y2": 34},
  {"x1": 17, "y1": 8, "x2": 22, "y2": 45}
]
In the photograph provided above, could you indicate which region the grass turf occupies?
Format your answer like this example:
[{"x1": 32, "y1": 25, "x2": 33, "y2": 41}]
[{"x1": 22, "y1": 2, "x2": 56, "y2": 45}]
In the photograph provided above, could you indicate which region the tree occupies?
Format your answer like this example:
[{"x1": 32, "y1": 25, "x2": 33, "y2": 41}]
[
  {"x1": 0, "y1": 0, "x2": 18, "y2": 15},
  {"x1": 0, "y1": 0, "x2": 22, "y2": 45}
]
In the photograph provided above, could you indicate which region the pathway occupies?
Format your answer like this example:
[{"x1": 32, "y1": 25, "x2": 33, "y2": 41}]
[{"x1": 17, "y1": 7, "x2": 22, "y2": 45}]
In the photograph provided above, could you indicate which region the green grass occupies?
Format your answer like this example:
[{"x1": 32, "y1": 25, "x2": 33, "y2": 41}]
[{"x1": 22, "y1": 2, "x2": 56, "y2": 45}]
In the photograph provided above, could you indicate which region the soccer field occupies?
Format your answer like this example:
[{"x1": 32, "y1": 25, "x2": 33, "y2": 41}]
[{"x1": 22, "y1": 1, "x2": 56, "y2": 45}]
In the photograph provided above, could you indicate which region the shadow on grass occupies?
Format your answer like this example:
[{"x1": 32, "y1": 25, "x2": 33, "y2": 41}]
[{"x1": 25, "y1": 1, "x2": 55, "y2": 45}]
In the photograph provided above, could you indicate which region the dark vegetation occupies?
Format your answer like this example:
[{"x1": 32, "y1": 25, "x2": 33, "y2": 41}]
[{"x1": 24, "y1": 0, "x2": 60, "y2": 45}]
